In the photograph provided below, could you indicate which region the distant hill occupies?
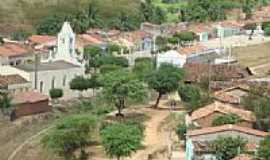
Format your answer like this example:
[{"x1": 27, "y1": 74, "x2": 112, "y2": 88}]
[{"x1": 0, "y1": 0, "x2": 141, "y2": 35}]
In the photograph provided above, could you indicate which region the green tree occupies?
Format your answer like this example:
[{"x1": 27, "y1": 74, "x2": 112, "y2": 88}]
[
  {"x1": 49, "y1": 88, "x2": 63, "y2": 103},
  {"x1": 42, "y1": 115, "x2": 98, "y2": 160},
  {"x1": 146, "y1": 63, "x2": 184, "y2": 108},
  {"x1": 36, "y1": 14, "x2": 64, "y2": 35},
  {"x1": 178, "y1": 85, "x2": 201, "y2": 103},
  {"x1": 0, "y1": 91, "x2": 12, "y2": 116},
  {"x1": 211, "y1": 136, "x2": 247, "y2": 160},
  {"x1": 10, "y1": 29, "x2": 31, "y2": 41},
  {"x1": 133, "y1": 58, "x2": 155, "y2": 81},
  {"x1": 258, "y1": 136, "x2": 270, "y2": 160},
  {"x1": 242, "y1": 86, "x2": 270, "y2": 131},
  {"x1": 70, "y1": 76, "x2": 90, "y2": 97},
  {"x1": 100, "y1": 123, "x2": 143, "y2": 160},
  {"x1": 84, "y1": 45, "x2": 103, "y2": 73},
  {"x1": 212, "y1": 113, "x2": 241, "y2": 126},
  {"x1": 100, "y1": 64, "x2": 122, "y2": 74},
  {"x1": 99, "y1": 70, "x2": 146, "y2": 116}
]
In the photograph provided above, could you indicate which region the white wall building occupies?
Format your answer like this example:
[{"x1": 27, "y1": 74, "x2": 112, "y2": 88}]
[
  {"x1": 157, "y1": 50, "x2": 187, "y2": 68},
  {"x1": 16, "y1": 61, "x2": 84, "y2": 98}
]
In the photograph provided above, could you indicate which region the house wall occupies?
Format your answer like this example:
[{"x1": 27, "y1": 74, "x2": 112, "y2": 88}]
[
  {"x1": 194, "y1": 112, "x2": 253, "y2": 128},
  {"x1": 12, "y1": 100, "x2": 51, "y2": 120},
  {"x1": 28, "y1": 67, "x2": 84, "y2": 98},
  {"x1": 8, "y1": 83, "x2": 31, "y2": 95},
  {"x1": 189, "y1": 130, "x2": 264, "y2": 143}
]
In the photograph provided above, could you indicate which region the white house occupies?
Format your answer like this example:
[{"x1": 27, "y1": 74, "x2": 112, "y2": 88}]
[
  {"x1": 157, "y1": 50, "x2": 187, "y2": 68},
  {"x1": 16, "y1": 61, "x2": 85, "y2": 98}
]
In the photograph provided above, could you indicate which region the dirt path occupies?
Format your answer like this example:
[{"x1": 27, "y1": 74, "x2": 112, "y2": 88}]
[
  {"x1": 127, "y1": 104, "x2": 171, "y2": 160},
  {"x1": 7, "y1": 126, "x2": 53, "y2": 160}
]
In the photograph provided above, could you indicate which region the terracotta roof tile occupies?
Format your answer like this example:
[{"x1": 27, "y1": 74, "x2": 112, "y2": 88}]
[
  {"x1": 0, "y1": 74, "x2": 29, "y2": 87},
  {"x1": 190, "y1": 101, "x2": 256, "y2": 122},
  {"x1": 28, "y1": 35, "x2": 56, "y2": 44},
  {"x1": 187, "y1": 124, "x2": 268, "y2": 137},
  {"x1": 231, "y1": 154, "x2": 253, "y2": 160},
  {"x1": 0, "y1": 43, "x2": 29, "y2": 57},
  {"x1": 178, "y1": 44, "x2": 207, "y2": 55},
  {"x1": 13, "y1": 91, "x2": 48, "y2": 104},
  {"x1": 214, "y1": 85, "x2": 250, "y2": 104}
]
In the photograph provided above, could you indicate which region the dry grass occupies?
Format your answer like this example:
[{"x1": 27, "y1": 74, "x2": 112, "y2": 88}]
[{"x1": 233, "y1": 42, "x2": 270, "y2": 75}]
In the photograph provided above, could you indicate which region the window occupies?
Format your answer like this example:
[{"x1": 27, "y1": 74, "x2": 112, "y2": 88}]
[
  {"x1": 40, "y1": 81, "x2": 43, "y2": 93},
  {"x1": 63, "y1": 75, "x2": 67, "y2": 87},
  {"x1": 51, "y1": 77, "x2": 55, "y2": 89}
]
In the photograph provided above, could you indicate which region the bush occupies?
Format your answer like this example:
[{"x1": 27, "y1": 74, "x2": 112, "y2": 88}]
[
  {"x1": 258, "y1": 136, "x2": 270, "y2": 159},
  {"x1": 10, "y1": 29, "x2": 31, "y2": 41},
  {"x1": 178, "y1": 85, "x2": 201, "y2": 103},
  {"x1": 211, "y1": 136, "x2": 247, "y2": 160},
  {"x1": 49, "y1": 88, "x2": 63, "y2": 99},
  {"x1": 176, "y1": 123, "x2": 187, "y2": 140},
  {"x1": 100, "y1": 123, "x2": 143, "y2": 160},
  {"x1": 264, "y1": 26, "x2": 270, "y2": 36},
  {"x1": 212, "y1": 113, "x2": 241, "y2": 126},
  {"x1": 100, "y1": 64, "x2": 122, "y2": 74}
]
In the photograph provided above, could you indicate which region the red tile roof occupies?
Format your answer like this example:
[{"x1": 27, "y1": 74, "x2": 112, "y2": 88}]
[
  {"x1": 28, "y1": 35, "x2": 56, "y2": 44},
  {"x1": 231, "y1": 154, "x2": 253, "y2": 160},
  {"x1": 13, "y1": 91, "x2": 48, "y2": 104},
  {"x1": 190, "y1": 101, "x2": 256, "y2": 122},
  {"x1": 79, "y1": 34, "x2": 103, "y2": 45},
  {"x1": 178, "y1": 44, "x2": 207, "y2": 55},
  {"x1": 0, "y1": 43, "x2": 29, "y2": 57},
  {"x1": 0, "y1": 74, "x2": 29, "y2": 87},
  {"x1": 187, "y1": 124, "x2": 269, "y2": 137},
  {"x1": 214, "y1": 85, "x2": 249, "y2": 104}
]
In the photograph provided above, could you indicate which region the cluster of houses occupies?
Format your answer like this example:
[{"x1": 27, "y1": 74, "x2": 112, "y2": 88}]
[
  {"x1": 182, "y1": 63, "x2": 269, "y2": 159},
  {"x1": 1, "y1": 5, "x2": 270, "y2": 121}
]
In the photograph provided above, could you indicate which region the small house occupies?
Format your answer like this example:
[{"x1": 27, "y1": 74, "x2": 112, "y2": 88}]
[
  {"x1": 11, "y1": 91, "x2": 51, "y2": 120},
  {"x1": 185, "y1": 124, "x2": 268, "y2": 160},
  {"x1": 186, "y1": 101, "x2": 256, "y2": 128}
]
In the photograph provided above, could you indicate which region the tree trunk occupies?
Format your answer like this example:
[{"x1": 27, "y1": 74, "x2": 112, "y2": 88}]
[
  {"x1": 154, "y1": 92, "x2": 162, "y2": 108},
  {"x1": 115, "y1": 99, "x2": 124, "y2": 117}
]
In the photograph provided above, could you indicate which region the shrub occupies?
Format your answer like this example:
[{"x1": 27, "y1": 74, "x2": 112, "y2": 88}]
[
  {"x1": 212, "y1": 113, "x2": 241, "y2": 126},
  {"x1": 49, "y1": 88, "x2": 63, "y2": 99}
]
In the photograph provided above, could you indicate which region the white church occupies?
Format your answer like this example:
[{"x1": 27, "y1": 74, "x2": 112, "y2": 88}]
[{"x1": 15, "y1": 22, "x2": 85, "y2": 99}]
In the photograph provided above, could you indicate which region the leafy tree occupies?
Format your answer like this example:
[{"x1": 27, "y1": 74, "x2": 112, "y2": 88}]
[
  {"x1": 84, "y1": 45, "x2": 103, "y2": 73},
  {"x1": 70, "y1": 76, "x2": 90, "y2": 96},
  {"x1": 174, "y1": 31, "x2": 196, "y2": 42},
  {"x1": 264, "y1": 26, "x2": 270, "y2": 36},
  {"x1": 36, "y1": 14, "x2": 64, "y2": 35},
  {"x1": 0, "y1": 91, "x2": 12, "y2": 116},
  {"x1": 133, "y1": 58, "x2": 155, "y2": 81},
  {"x1": 100, "y1": 123, "x2": 143, "y2": 160},
  {"x1": 140, "y1": 0, "x2": 166, "y2": 24},
  {"x1": 87, "y1": 75, "x2": 101, "y2": 96},
  {"x1": 212, "y1": 113, "x2": 241, "y2": 126},
  {"x1": 146, "y1": 63, "x2": 184, "y2": 108},
  {"x1": 155, "y1": 36, "x2": 169, "y2": 52},
  {"x1": 242, "y1": 85, "x2": 270, "y2": 131},
  {"x1": 10, "y1": 29, "x2": 31, "y2": 41},
  {"x1": 99, "y1": 70, "x2": 146, "y2": 116},
  {"x1": 98, "y1": 56, "x2": 129, "y2": 68},
  {"x1": 178, "y1": 85, "x2": 201, "y2": 103},
  {"x1": 107, "y1": 43, "x2": 121, "y2": 55},
  {"x1": 258, "y1": 136, "x2": 270, "y2": 160},
  {"x1": 49, "y1": 88, "x2": 63, "y2": 103},
  {"x1": 100, "y1": 64, "x2": 122, "y2": 74},
  {"x1": 42, "y1": 115, "x2": 98, "y2": 160},
  {"x1": 211, "y1": 136, "x2": 247, "y2": 160},
  {"x1": 242, "y1": 0, "x2": 255, "y2": 19}
]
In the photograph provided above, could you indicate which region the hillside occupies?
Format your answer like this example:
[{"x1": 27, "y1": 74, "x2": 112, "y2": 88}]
[{"x1": 0, "y1": 0, "x2": 141, "y2": 34}]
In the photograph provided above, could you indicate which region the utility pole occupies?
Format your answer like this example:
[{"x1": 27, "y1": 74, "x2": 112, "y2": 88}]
[{"x1": 34, "y1": 53, "x2": 39, "y2": 90}]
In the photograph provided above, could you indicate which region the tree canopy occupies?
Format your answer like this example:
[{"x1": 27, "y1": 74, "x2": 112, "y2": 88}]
[
  {"x1": 258, "y1": 136, "x2": 270, "y2": 159},
  {"x1": 100, "y1": 123, "x2": 143, "y2": 160},
  {"x1": 99, "y1": 70, "x2": 147, "y2": 116},
  {"x1": 146, "y1": 63, "x2": 184, "y2": 108}
]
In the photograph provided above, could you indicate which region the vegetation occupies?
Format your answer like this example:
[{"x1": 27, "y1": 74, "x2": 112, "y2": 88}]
[
  {"x1": 178, "y1": 84, "x2": 213, "y2": 112},
  {"x1": 49, "y1": 88, "x2": 63, "y2": 100},
  {"x1": 70, "y1": 76, "x2": 90, "y2": 95},
  {"x1": 99, "y1": 70, "x2": 147, "y2": 116},
  {"x1": 133, "y1": 57, "x2": 155, "y2": 81},
  {"x1": 0, "y1": 91, "x2": 12, "y2": 116},
  {"x1": 42, "y1": 114, "x2": 98, "y2": 160},
  {"x1": 100, "y1": 123, "x2": 143, "y2": 160},
  {"x1": 84, "y1": 45, "x2": 103, "y2": 74},
  {"x1": 146, "y1": 63, "x2": 184, "y2": 108},
  {"x1": 212, "y1": 113, "x2": 241, "y2": 126},
  {"x1": 211, "y1": 136, "x2": 247, "y2": 160},
  {"x1": 242, "y1": 85, "x2": 270, "y2": 131},
  {"x1": 258, "y1": 136, "x2": 270, "y2": 160}
]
